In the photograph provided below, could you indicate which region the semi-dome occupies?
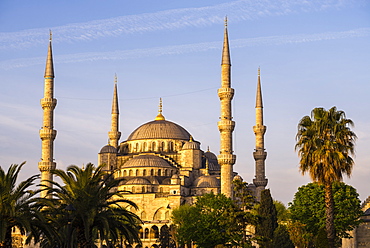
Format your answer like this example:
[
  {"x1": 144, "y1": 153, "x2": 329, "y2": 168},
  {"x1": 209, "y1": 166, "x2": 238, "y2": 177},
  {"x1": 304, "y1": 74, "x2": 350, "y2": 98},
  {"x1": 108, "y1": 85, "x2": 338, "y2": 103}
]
[
  {"x1": 99, "y1": 145, "x2": 117, "y2": 154},
  {"x1": 182, "y1": 139, "x2": 200, "y2": 150},
  {"x1": 125, "y1": 177, "x2": 151, "y2": 185},
  {"x1": 123, "y1": 155, "x2": 173, "y2": 168},
  {"x1": 194, "y1": 176, "x2": 220, "y2": 188},
  {"x1": 127, "y1": 120, "x2": 191, "y2": 141}
]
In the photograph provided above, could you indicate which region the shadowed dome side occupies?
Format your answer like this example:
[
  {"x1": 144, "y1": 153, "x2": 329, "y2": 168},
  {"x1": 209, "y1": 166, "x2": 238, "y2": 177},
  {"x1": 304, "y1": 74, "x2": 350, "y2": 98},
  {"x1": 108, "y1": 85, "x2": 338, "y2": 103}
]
[
  {"x1": 194, "y1": 176, "x2": 220, "y2": 188},
  {"x1": 127, "y1": 120, "x2": 191, "y2": 141},
  {"x1": 122, "y1": 155, "x2": 173, "y2": 168},
  {"x1": 204, "y1": 151, "x2": 217, "y2": 160},
  {"x1": 99, "y1": 145, "x2": 117, "y2": 153}
]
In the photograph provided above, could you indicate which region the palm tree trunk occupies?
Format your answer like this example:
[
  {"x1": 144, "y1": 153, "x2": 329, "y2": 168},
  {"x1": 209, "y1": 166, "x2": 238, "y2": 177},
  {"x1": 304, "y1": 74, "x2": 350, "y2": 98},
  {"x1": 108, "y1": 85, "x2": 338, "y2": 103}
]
[
  {"x1": 324, "y1": 182, "x2": 336, "y2": 248},
  {"x1": 1, "y1": 227, "x2": 13, "y2": 248}
]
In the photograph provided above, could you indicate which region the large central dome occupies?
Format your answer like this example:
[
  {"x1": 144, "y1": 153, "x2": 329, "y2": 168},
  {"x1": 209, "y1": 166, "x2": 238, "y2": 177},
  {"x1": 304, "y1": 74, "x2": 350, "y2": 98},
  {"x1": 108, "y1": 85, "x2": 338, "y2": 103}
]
[{"x1": 127, "y1": 120, "x2": 191, "y2": 141}]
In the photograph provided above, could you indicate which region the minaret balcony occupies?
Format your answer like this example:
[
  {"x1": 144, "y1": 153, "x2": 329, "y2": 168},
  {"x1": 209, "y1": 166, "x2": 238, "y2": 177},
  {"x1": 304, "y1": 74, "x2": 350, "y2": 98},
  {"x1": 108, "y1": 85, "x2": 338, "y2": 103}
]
[
  {"x1": 253, "y1": 125, "x2": 266, "y2": 135},
  {"x1": 253, "y1": 150, "x2": 267, "y2": 160},
  {"x1": 217, "y1": 120, "x2": 235, "y2": 132},
  {"x1": 39, "y1": 129, "x2": 57, "y2": 140},
  {"x1": 38, "y1": 161, "x2": 56, "y2": 172},
  {"x1": 40, "y1": 98, "x2": 57, "y2": 109},
  {"x1": 217, "y1": 154, "x2": 236, "y2": 165},
  {"x1": 253, "y1": 178, "x2": 268, "y2": 187},
  {"x1": 108, "y1": 131, "x2": 121, "y2": 140},
  {"x1": 217, "y1": 88, "x2": 234, "y2": 100}
]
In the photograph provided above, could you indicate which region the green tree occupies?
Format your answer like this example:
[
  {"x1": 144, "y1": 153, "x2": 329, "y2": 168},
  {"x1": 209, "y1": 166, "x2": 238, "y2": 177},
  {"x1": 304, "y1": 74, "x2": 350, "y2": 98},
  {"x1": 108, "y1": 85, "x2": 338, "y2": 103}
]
[
  {"x1": 255, "y1": 189, "x2": 278, "y2": 248},
  {"x1": 289, "y1": 182, "x2": 362, "y2": 244},
  {"x1": 0, "y1": 162, "x2": 43, "y2": 248},
  {"x1": 39, "y1": 163, "x2": 142, "y2": 248},
  {"x1": 172, "y1": 192, "x2": 253, "y2": 248},
  {"x1": 274, "y1": 200, "x2": 290, "y2": 223},
  {"x1": 295, "y1": 106, "x2": 356, "y2": 248},
  {"x1": 272, "y1": 225, "x2": 294, "y2": 248}
]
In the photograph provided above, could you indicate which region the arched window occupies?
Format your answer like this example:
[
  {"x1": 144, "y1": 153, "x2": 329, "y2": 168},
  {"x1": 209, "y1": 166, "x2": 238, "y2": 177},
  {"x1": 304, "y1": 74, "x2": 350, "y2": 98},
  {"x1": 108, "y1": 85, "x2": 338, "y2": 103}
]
[
  {"x1": 164, "y1": 169, "x2": 168, "y2": 176},
  {"x1": 143, "y1": 169, "x2": 147, "y2": 176},
  {"x1": 152, "y1": 142, "x2": 156, "y2": 151},
  {"x1": 168, "y1": 142, "x2": 173, "y2": 152},
  {"x1": 151, "y1": 226, "x2": 159, "y2": 239},
  {"x1": 139, "y1": 228, "x2": 144, "y2": 239},
  {"x1": 136, "y1": 169, "x2": 139, "y2": 176},
  {"x1": 143, "y1": 142, "x2": 147, "y2": 152},
  {"x1": 141, "y1": 211, "x2": 147, "y2": 220},
  {"x1": 160, "y1": 187, "x2": 163, "y2": 193},
  {"x1": 144, "y1": 228, "x2": 149, "y2": 239},
  {"x1": 132, "y1": 186, "x2": 135, "y2": 193},
  {"x1": 123, "y1": 170, "x2": 127, "y2": 176},
  {"x1": 135, "y1": 143, "x2": 139, "y2": 152},
  {"x1": 158, "y1": 169, "x2": 161, "y2": 176},
  {"x1": 150, "y1": 169, "x2": 154, "y2": 176},
  {"x1": 142, "y1": 186, "x2": 145, "y2": 193},
  {"x1": 129, "y1": 170, "x2": 133, "y2": 176}
]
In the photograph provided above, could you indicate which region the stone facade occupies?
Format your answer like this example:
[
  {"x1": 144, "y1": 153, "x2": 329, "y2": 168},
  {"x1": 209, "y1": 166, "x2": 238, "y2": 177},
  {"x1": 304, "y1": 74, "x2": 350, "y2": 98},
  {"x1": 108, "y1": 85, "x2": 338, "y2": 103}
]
[{"x1": 342, "y1": 196, "x2": 370, "y2": 248}]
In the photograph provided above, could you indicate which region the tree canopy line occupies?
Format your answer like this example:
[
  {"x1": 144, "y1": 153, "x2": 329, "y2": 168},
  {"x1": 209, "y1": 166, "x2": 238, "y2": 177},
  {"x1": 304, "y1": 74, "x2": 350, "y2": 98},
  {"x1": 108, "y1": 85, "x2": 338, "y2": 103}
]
[{"x1": 0, "y1": 106, "x2": 364, "y2": 248}]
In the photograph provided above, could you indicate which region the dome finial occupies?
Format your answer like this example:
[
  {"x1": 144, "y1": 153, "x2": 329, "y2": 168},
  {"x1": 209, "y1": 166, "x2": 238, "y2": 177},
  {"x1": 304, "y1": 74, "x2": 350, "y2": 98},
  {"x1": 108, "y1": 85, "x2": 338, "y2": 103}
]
[
  {"x1": 189, "y1": 135, "x2": 193, "y2": 142},
  {"x1": 205, "y1": 158, "x2": 210, "y2": 176},
  {"x1": 155, "y1": 98, "x2": 165, "y2": 121},
  {"x1": 207, "y1": 146, "x2": 210, "y2": 152}
]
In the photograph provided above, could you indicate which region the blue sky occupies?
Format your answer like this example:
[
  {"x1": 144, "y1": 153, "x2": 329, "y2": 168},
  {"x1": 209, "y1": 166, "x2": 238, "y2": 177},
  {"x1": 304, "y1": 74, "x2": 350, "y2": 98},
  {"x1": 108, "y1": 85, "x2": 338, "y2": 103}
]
[{"x1": 0, "y1": 0, "x2": 369, "y2": 205}]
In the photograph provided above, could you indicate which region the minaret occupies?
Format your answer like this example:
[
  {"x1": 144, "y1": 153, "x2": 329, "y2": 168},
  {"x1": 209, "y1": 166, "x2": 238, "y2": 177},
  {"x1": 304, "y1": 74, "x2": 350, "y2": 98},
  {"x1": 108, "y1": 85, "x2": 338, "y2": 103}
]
[
  {"x1": 253, "y1": 68, "x2": 268, "y2": 201},
  {"x1": 108, "y1": 74, "x2": 121, "y2": 148},
  {"x1": 38, "y1": 31, "x2": 57, "y2": 198},
  {"x1": 218, "y1": 18, "x2": 236, "y2": 198}
]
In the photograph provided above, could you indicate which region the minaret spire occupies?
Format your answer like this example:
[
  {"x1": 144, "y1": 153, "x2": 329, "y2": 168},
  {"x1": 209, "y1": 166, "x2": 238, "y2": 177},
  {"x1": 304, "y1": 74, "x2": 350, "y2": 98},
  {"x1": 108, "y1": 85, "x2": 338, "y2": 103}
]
[
  {"x1": 108, "y1": 74, "x2": 121, "y2": 148},
  {"x1": 253, "y1": 68, "x2": 268, "y2": 201},
  {"x1": 218, "y1": 17, "x2": 236, "y2": 198},
  {"x1": 39, "y1": 32, "x2": 57, "y2": 198}
]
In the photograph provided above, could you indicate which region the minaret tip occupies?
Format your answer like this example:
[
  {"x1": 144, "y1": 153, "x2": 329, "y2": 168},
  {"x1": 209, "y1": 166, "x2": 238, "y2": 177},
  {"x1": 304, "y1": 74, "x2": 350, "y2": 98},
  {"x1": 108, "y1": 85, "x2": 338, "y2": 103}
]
[
  {"x1": 256, "y1": 67, "x2": 263, "y2": 109},
  {"x1": 224, "y1": 16, "x2": 228, "y2": 27},
  {"x1": 114, "y1": 73, "x2": 117, "y2": 84},
  {"x1": 49, "y1": 30, "x2": 52, "y2": 41},
  {"x1": 155, "y1": 98, "x2": 165, "y2": 121}
]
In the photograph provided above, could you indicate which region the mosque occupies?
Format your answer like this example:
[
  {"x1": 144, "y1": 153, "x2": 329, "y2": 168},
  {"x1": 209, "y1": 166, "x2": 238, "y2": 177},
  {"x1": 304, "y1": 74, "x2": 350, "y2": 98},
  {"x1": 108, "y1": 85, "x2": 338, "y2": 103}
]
[{"x1": 38, "y1": 21, "x2": 268, "y2": 247}]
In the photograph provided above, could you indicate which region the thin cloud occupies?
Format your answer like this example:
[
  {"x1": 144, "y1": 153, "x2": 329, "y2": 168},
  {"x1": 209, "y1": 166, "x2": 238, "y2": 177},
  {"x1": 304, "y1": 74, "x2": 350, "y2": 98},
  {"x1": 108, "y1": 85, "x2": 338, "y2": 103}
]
[
  {"x1": 1, "y1": 27, "x2": 369, "y2": 70},
  {"x1": 0, "y1": 0, "x2": 356, "y2": 50}
]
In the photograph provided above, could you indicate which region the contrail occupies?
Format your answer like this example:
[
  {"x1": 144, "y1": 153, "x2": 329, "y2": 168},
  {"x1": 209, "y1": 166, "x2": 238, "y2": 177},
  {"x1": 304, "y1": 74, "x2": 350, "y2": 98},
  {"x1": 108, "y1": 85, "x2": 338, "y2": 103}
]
[
  {"x1": 0, "y1": 27, "x2": 368, "y2": 70},
  {"x1": 0, "y1": 0, "x2": 355, "y2": 50}
]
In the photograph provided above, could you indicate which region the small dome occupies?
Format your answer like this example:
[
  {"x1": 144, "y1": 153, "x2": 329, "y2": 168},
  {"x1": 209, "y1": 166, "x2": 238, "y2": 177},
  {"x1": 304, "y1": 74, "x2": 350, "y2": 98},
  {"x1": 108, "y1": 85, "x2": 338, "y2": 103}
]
[
  {"x1": 248, "y1": 183, "x2": 256, "y2": 188},
  {"x1": 171, "y1": 174, "x2": 179, "y2": 179},
  {"x1": 127, "y1": 120, "x2": 191, "y2": 141},
  {"x1": 125, "y1": 177, "x2": 151, "y2": 185},
  {"x1": 182, "y1": 140, "x2": 200, "y2": 150},
  {"x1": 233, "y1": 175, "x2": 243, "y2": 181},
  {"x1": 204, "y1": 151, "x2": 217, "y2": 160},
  {"x1": 123, "y1": 155, "x2": 173, "y2": 168},
  {"x1": 194, "y1": 176, "x2": 220, "y2": 188},
  {"x1": 99, "y1": 145, "x2": 117, "y2": 154}
]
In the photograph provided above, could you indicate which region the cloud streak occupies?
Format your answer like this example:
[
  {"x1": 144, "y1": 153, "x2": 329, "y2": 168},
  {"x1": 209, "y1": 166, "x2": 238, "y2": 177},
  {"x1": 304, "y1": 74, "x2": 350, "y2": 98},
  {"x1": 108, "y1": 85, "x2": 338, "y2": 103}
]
[
  {"x1": 1, "y1": 27, "x2": 369, "y2": 70},
  {"x1": 0, "y1": 0, "x2": 356, "y2": 50}
]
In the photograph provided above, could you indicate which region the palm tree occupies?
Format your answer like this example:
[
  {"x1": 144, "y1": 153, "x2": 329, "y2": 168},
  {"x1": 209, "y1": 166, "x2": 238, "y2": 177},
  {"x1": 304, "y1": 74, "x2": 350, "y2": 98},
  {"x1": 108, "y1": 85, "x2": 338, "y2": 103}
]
[
  {"x1": 295, "y1": 106, "x2": 356, "y2": 248},
  {"x1": 40, "y1": 163, "x2": 142, "y2": 248},
  {"x1": 0, "y1": 162, "x2": 39, "y2": 248}
]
